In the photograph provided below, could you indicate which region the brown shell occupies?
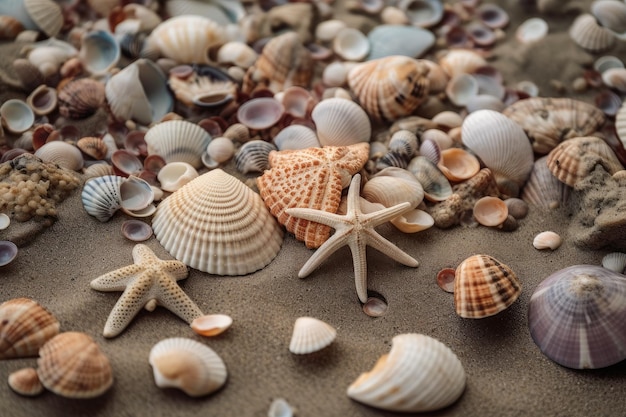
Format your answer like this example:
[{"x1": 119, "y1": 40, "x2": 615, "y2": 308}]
[
  {"x1": 502, "y1": 97, "x2": 606, "y2": 155},
  {"x1": 242, "y1": 31, "x2": 313, "y2": 94},
  {"x1": 257, "y1": 143, "x2": 370, "y2": 248},
  {"x1": 547, "y1": 136, "x2": 624, "y2": 188},
  {"x1": 347, "y1": 56, "x2": 430, "y2": 122},
  {"x1": 37, "y1": 332, "x2": 113, "y2": 399},
  {"x1": 77, "y1": 136, "x2": 108, "y2": 160},
  {"x1": 8, "y1": 367, "x2": 44, "y2": 396},
  {"x1": 58, "y1": 78, "x2": 106, "y2": 119},
  {"x1": 454, "y1": 254, "x2": 521, "y2": 318},
  {"x1": 0, "y1": 16, "x2": 25, "y2": 40},
  {"x1": 0, "y1": 298, "x2": 60, "y2": 359}
]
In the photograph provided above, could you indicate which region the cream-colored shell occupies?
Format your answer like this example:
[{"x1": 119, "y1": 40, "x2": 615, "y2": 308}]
[
  {"x1": 473, "y1": 196, "x2": 508, "y2": 227},
  {"x1": 289, "y1": 317, "x2": 337, "y2": 354},
  {"x1": 152, "y1": 169, "x2": 284, "y2": 275},
  {"x1": 602, "y1": 252, "x2": 626, "y2": 273},
  {"x1": 191, "y1": 314, "x2": 233, "y2": 337},
  {"x1": 24, "y1": 0, "x2": 63, "y2": 37},
  {"x1": 438, "y1": 49, "x2": 487, "y2": 78},
  {"x1": 145, "y1": 120, "x2": 211, "y2": 169},
  {"x1": 569, "y1": 13, "x2": 615, "y2": 53},
  {"x1": 311, "y1": 97, "x2": 371, "y2": 146},
  {"x1": 533, "y1": 231, "x2": 562, "y2": 250},
  {"x1": 362, "y1": 167, "x2": 424, "y2": 209},
  {"x1": 34, "y1": 141, "x2": 84, "y2": 171},
  {"x1": 273, "y1": 125, "x2": 321, "y2": 151},
  {"x1": 8, "y1": 367, "x2": 44, "y2": 396},
  {"x1": 347, "y1": 333, "x2": 466, "y2": 412},
  {"x1": 615, "y1": 101, "x2": 626, "y2": 147},
  {"x1": 217, "y1": 41, "x2": 258, "y2": 69}
]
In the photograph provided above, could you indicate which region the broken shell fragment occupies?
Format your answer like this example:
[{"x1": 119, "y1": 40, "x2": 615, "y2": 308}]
[
  {"x1": 289, "y1": 317, "x2": 337, "y2": 355},
  {"x1": 533, "y1": 231, "x2": 562, "y2": 250},
  {"x1": 190, "y1": 314, "x2": 233, "y2": 337}
]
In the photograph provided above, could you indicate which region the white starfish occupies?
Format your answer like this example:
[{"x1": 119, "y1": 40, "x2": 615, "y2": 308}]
[
  {"x1": 90, "y1": 244, "x2": 203, "y2": 338},
  {"x1": 286, "y1": 174, "x2": 420, "y2": 303}
]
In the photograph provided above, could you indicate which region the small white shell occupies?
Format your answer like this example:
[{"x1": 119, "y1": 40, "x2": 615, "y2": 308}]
[
  {"x1": 119, "y1": 175, "x2": 154, "y2": 212},
  {"x1": 516, "y1": 17, "x2": 549, "y2": 44},
  {"x1": 322, "y1": 61, "x2": 348, "y2": 87},
  {"x1": 569, "y1": 13, "x2": 616, "y2": 52},
  {"x1": 445, "y1": 74, "x2": 479, "y2": 107},
  {"x1": 601, "y1": 252, "x2": 626, "y2": 273},
  {"x1": 289, "y1": 317, "x2": 337, "y2": 355},
  {"x1": 333, "y1": 27, "x2": 370, "y2": 61},
  {"x1": 81, "y1": 175, "x2": 125, "y2": 222},
  {"x1": 311, "y1": 98, "x2": 371, "y2": 146},
  {"x1": 149, "y1": 337, "x2": 227, "y2": 397},
  {"x1": 533, "y1": 231, "x2": 562, "y2": 250},
  {"x1": 206, "y1": 137, "x2": 235, "y2": 164},
  {"x1": 0, "y1": 99, "x2": 35, "y2": 134},
  {"x1": 34, "y1": 141, "x2": 84, "y2": 171},
  {"x1": 0, "y1": 213, "x2": 10, "y2": 230},
  {"x1": 439, "y1": 49, "x2": 487, "y2": 78},
  {"x1": 315, "y1": 19, "x2": 347, "y2": 42},
  {"x1": 601, "y1": 67, "x2": 626, "y2": 92},
  {"x1": 347, "y1": 333, "x2": 466, "y2": 412},
  {"x1": 191, "y1": 314, "x2": 233, "y2": 337},
  {"x1": 273, "y1": 125, "x2": 321, "y2": 151},
  {"x1": 157, "y1": 162, "x2": 199, "y2": 192},
  {"x1": 217, "y1": 41, "x2": 257, "y2": 69},
  {"x1": 145, "y1": 120, "x2": 211, "y2": 169}
]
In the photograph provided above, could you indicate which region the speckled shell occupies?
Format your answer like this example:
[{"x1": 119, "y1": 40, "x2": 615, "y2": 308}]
[
  {"x1": 273, "y1": 125, "x2": 321, "y2": 151},
  {"x1": 149, "y1": 337, "x2": 227, "y2": 397},
  {"x1": 569, "y1": 13, "x2": 615, "y2": 53},
  {"x1": 152, "y1": 169, "x2": 284, "y2": 275},
  {"x1": 547, "y1": 136, "x2": 623, "y2": 188},
  {"x1": 145, "y1": 120, "x2": 211, "y2": 169},
  {"x1": 8, "y1": 367, "x2": 44, "y2": 396},
  {"x1": 528, "y1": 265, "x2": 626, "y2": 369},
  {"x1": 37, "y1": 332, "x2": 113, "y2": 398},
  {"x1": 147, "y1": 15, "x2": 225, "y2": 64},
  {"x1": 234, "y1": 140, "x2": 277, "y2": 174},
  {"x1": 347, "y1": 333, "x2": 466, "y2": 412},
  {"x1": 311, "y1": 98, "x2": 371, "y2": 146},
  {"x1": 81, "y1": 175, "x2": 125, "y2": 222},
  {"x1": 454, "y1": 254, "x2": 522, "y2": 318},
  {"x1": 34, "y1": 141, "x2": 84, "y2": 171},
  {"x1": 521, "y1": 156, "x2": 571, "y2": 210},
  {"x1": 0, "y1": 298, "x2": 60, "y2": 359},
  {"x1": 502, "y1": 97, "x2": 606, "y2": 155},
  {"x1": 347, "y1": 56, "x2": 429, "y2": 122},
  {"x1": 58, "y1": 78, "x2": 106, "y2": 120},
  {"x1": 289, "y1": 317, "x2": 337, "y2": 355}
]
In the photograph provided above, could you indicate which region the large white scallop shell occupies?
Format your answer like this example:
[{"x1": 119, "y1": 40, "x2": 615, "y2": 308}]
[
  {"x1": 347, "y1": 333, "x2": 466, "y2": 412},
  {"x1": 152, "y1": 169, "x2": 284, "y2": 275},
  {"x1": 311, "y1": 98, "x2": 371, "y2": 146},
  {"x1": 289, "y1": 317, "x2": 337, "y2": 355},
  {"x1": 145, "y1": 120, "x2": 211, "y2": 169},
  {"x1": 149, "y1": 337, "x2": 227, "y2": 397},
  {"x1": 81, "y1": 175, "x2": 125, "y2": 222}
]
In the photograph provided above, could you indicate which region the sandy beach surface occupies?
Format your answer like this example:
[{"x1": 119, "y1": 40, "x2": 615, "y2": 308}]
[{"x1": 2, "y1": 1, "x2": 626, "y2": 416}]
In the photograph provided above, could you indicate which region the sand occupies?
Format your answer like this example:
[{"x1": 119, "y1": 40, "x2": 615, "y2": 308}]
[{"x1": 2, "y1": 1, "x2": 626, "y2": 416}]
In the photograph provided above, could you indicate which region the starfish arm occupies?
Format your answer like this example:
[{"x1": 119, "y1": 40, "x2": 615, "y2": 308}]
[
  {"x1": 90, "y1": 264, "x2": 144, "y2": 291},
  {"x1": 298, "y1": 229, "x2": 351, "y2": 278},
  {"x1": 132, "y1": 244, "x2": 160, "y2": 264},
  {"x1": 347, "y1": 238, "x2": 369, "y2": 303},
  {"x1": 365, "y1": 229, "x2": 420, "y2": 267},
  {"x1": 363, "y1": 201, "x2": 413, "y2": 228},
  {"x1": 154, "y1": 273, "x2": 203, "y2": 324},
  {"x1": 159, "y1": 260, "x2": 189, "y2": 280},
  {"x1": 102, "y1": 272, "x2": 154, "y2": 338},
  {"x1": 285, "y1": 207, "x2": 347, "y2": 227}
]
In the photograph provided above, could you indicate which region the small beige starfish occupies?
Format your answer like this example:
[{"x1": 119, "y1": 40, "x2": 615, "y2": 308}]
[
  {"x1": 90, "y1": 244, "x2": 203, "y2": 338},
  {"x1": 286, "y1": 174, "x2": 420, "y2": 303}
]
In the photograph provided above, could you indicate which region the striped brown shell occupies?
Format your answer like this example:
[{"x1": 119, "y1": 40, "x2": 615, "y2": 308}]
[{"x1": 58, "y1": 78, "x2": 106, "y2": 119}]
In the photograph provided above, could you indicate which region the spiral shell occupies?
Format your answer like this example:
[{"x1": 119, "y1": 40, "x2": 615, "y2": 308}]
[
  {"x1": 58, "y1": 78, "x2": 106, "y2": 119},
  {"x1": 145, "y1": 120, "x2": 211, "y2": 169},
  {"x1": 152, "y1": 169, "x2": 284, "y2": 275},
  {"x1": 311, "y1": 98, "x2": 371, "y2": 146},
  {"x1": 81, "y1": 175, "x2": 125, "y2": 222},
  {"x1": 289, "y1": 317, "x2": 337, "y2": 355}
]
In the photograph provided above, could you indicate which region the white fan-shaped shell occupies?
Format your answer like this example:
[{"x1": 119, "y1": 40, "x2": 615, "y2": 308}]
[
  {"x1": 602, "y1": 252, "x2": 626, "y2": 273},
  {"x1": 34, "y1": 141, "x2": 84, "y2": 171},
  {"x1": 24, "y1": 0, "x2": 63, "y2": 37},
  {"x1": 616, "y1": 101, "x2": 626, "y2": 147},
  {"x1": 145, "y1": 120, "x2": 211, "y2": 169},
  {"x1": 81, "y1": 175, "x2": 125, "y2": 222},
  {"x1": 311, "y1": 98, "x2": 371, "y2": 146},
  {"x1": 347, "y1": 333, "x2": 466, "y2": 412},
  {"x1": 462, "y1": 110, "x2": 534, "y2": 186},
  {"x1": 152, "y1": 169, "x2": 284, "y2": 275},
  {"x1": 149, "y1": 337, "x2": 227, "y2": 397},
  {"x1": 569, "y1": 13, "x2": 616, "y2": 52},
  {"x1": 289, "y1": 317, "x2": 337, "y2": 355},
  {"x1": 273, "y1": 125, "x2": 321, "y2": 151}
]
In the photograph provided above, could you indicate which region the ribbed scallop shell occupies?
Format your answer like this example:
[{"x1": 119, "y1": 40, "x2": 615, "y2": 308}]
[
  {"x1": 152, "y1": 169, "x2": 284, "y2": 275},
  {"x1": 528, "y1": 265, "x2": 626, "y2": 369},
  {"x1": 546, "y1": 136, "x2": 624, "y2": 188},
  {"x1": 617, "y1": 96, "x2": 626, "y2": 147},
  {"x1": 521, "y1": 156, "x2": 571, "y2": 209},
  {"x1": 81, "y1": 175, "x2": 124, "y2": 222},
  {"x1": 145, "y1": 120, "x2": 211, "y2": 169},
  {"x1": 602, "y1": 252, "x2": 626, "y2": 273},
  {"x1": 58, "y1": 78, "x2": 106, "y2": 120},
  {"x1": 462, "y1": 110, "x2": 534, "y2": 186},
  {"x1": 347, "y1": 56, "x2": 429, "y2": 122},
  {"x1": 77, "y1": 137, "x2": 108, "y2": 160},
  {"x1": 149, "y1": 337, "x2": 227, "y2": 397},
  {"x1": 146, "y1": 15, "x2": 225, "y2": 64},
  {"x1": 289, "y1": 317, "x2": 337, "y2": 355},
  {"x1": 388, "y1": 130, "x2": 418, "y2": 158},
  {"x1": 347, "y1": 333, "x2": 466, "y2": 412},
  {"x1": 37, "y1": 332, "x2": 113, "y2": 398},
  {"x1": 273, "y1": 125, "x2": 321, "y2": 151},
  {"x1": 569, "y1": 13, "x2": 616, "y2": 53},
  {"x1": 34, "y1": 141, "x2": 84, "y2": 171},
  {"x1": 502, "y1": 97, "x2": 606, "y2": 155},
  {"x1": 0, "y1": 298, "x2": 60, "y2": 359},
  {"x1": 454, "y1": 254, "x2": 522, "y2": 318},
  {"x1": 24, "y1": 0, "x2": 63, "y2": 37},
  {"x1": 234, "y1": 140, "x2": 277, "y2": 174},
  {"x1": 311, "y1": 98, "x2": 371, "y2": 146}
]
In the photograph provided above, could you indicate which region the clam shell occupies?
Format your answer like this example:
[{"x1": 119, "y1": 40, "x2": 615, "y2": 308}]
[
  {"x1": 111, "y1": 149, "x2": 142, "y2": 176},
  {"x1": 546, "y1": 136, "x2": 624, "y2": 188},
  {"x1": 601, "y1": 67, "x2": 626, "y2": 92},
  {"x1": 8, "y1": 367, "x2": 44, "y2": 396},
  {"x1": 521, "y1": 156, "x2": 571, "y2": 209},
  {"x1": 149, "y1": 337, "x2": 227, "y2": 397},
  {"x1": 165, "y1": 0, "x2": 244, "y2": 25},
  {"x1": 289, "y1": 317, "x2": 337, "y2": 355},
  {"x1": 473, "y1": 196, "x2": 508, "y2": 227},
  {"x1": 26, "y1": 84, "x2": 57, "y2": 116},
  {"x1": 205, "y1": 137, "x2": 235, "y2": 165},
  {"x1": 407, "y1": 156, "x2": 452, "y2": 202},
  {"x1": 157, "y1": 161, "x2": 199, "y2": 192},
  {"x1": 0, "y1": 99, "x2": 35, "y2": 134},
  {"x1": 119, "y1": 175, "x2": 154, "y2": 212},
  {"x1": 569, "y1": 13, "x2": 616, "y2": 53},
  {"x1": 0, "y1": 213, "x2": 9, "y2": 230},
  {"x1": 533, "y1": 231, "x2": 562, "y2": 250},
  {"x1": 145, "y1": 120, "x2": 211, "y2": 169},
  {"x1": 375, "y1": 151, "x2": 408, "y2": 171},
  {"x1": 445, "y1": 73, "x2": 479, "y2": 107},
  {"x1": 454, "y1": 254, "x2": 522, "y2": 318},
  {"x1": 347, "y1": 56, "x2": 429, "y2": 122},
  {"x1": 23, "y1": 0, "x2": 63, "y2": 37},
  {"x1": 390, "y1": 208, "x2": 434, "y2": 233},
  {"x1": 602, "y1": 252, "x2": 626, "y2": 273},
  {"x1": 591, "y1": 0, "x2": 626, "y2": 36},
  {"x1": 37, "y1": 332, "x2": 113, "y2": 398},
  {"x1": 120, "y1": 219, "x2": 153, "y2": 242},
  {"x1": 333, "y1": 27, "x2": 370, "y2": 61},
  {"x1": 81, "y1": 175, "x2": 125, "y2": 222},
  {"x1": 388, "y1": 130, "x2": 418, "y2": 157},
  {"x1": 152, "y1": 169, "x2": 284, "y2": 275},
  {"x1": 0, "y1": 298, "x2": 60, "y2": 359},
  {"x1": 273, "y1": 125, "x2": 321, "y2": 151},
  {"x1": 528, "y1": 265, "x2": 626, "y2": 369},
  {"x1": 234, "y1": 140, "x2": 277, "y2": 174},
  {"x1": 418, "y1": 138, "x2": 442, "y2": 166},
  {"x1": 237, "y1": 97, "x2": 284, "y2": 130},
  {"x1": 34, "y1": 141, "x2": 84, "y2": 171},
  {"x1": 311, "y1": 98, "x2": 371, "y2": 146},
  {"x1": 347, "y1": 333, "x2": 466, "y2": 412},
  {"x1": 437, "y1": 148, "x2": 481, "y2": 182},
  {"x1": 58, "y1": 78, "x2": 106, "y2": 120},
  {"x1": 79, "y1": 30, "x2": 121, "y2": 75},
  {"x1": 398, "y1": 0, "x2": 444, "y2": 28},
  {"x1": 190, "y1": 314, "x2": 233, "y2": 337},
  {"x1": 0, "y1": 240, "x2": 18, "y2": 266}
]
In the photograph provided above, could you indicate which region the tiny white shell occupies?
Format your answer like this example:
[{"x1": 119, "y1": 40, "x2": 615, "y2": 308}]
[
  {"x1": 533, "y1": 231, "x2": 562, "y2": 250},
  {"x1": 289, "y1": 317, "x2": 337, "y2": 355},
  {"x1": 516, "y1": 17, "x2": 549, "y2": 44},
  {"x1": 0, "y1": 99, "x2": 35, "y2": 134},
  {"x1": 0, "y1": 213, "x2": 10, "y2": 230},
  {"x1": 601, "y1": 252, "x2": 626, "y2": 273}
]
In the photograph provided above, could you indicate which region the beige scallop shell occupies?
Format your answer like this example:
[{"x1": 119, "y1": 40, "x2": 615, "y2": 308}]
[
  {"x1": 24, "y1": 0, "x2": 63, "y2": 37},
  {"x1": 152, "y1": 168, "x2": 284, "y2": 275},
  {"x1": 8, "y1": 367, "x2": 44, "y2": 396},
  {"x1": 0, "y1": 298, "x2": 60, "y2": 359},
  {"x1": 289, "y1": 317, "x2": 337, "y2": 355},
  {"x1": 454, "y1": 254, "x2": 522, "y2": 318},
  {"x1": 34, "y1": 141, "x2": 84, "y2": 171},
  {"x1": 521, "y1": 155, "x2": 571, "y2": 210},
  {"x1": 569, "y1": 13, "x2": 616, "y2": 53},
  {"x1": 149, "y1": 337, "x2": 227, "y2": 397},
  {"x1": 362, "y1": 167, "x2": 424, "y2": 209},
  {"x1": 145, "y1": 120, "x2": 211, "y2": 169},
  {"x1": 347, "y1": 55, "x2": 429, "y2": 122},
  {"x1": 347, "y1": 333, "x2": 466, "y2": 412},
  {"x1": 311, "y1": 98, "x2": 371, "y2": 146},
  {"x1": 37, "y1": 332, "x2": 113, "y2": 399},
  {"x1": 147, "y1": 15, "x2": 224, "y2": 64}
]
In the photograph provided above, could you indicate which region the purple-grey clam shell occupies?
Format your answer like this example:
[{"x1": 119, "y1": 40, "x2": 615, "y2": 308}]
[{"x1": 0, "y1": 241, "x2": 18, "y2": 267}]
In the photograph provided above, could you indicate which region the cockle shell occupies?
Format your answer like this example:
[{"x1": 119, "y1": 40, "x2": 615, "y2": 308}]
[
  {"x1": 502, "y1": 97, "x2": 606, "y2": 155},
  {"x1": 454, "y1": 254, "x2": 521, "y2": 318},
  {"x1": 58, "y1": 78, "x2": 106, "y2": 120},
  {"x1": 146, "y1": 15, "x2": 225, "y2": 64},
  {"x1": 547, "y1": 136, "x2": 624, "y2": 188},
  {"x1": 234, "y1": 140, "x2": 277, "y2": 174},
  {"x1": 0, "y1": 298, "x2": 60, "y2": 359},
  {"x1": 8, "y1": 367, "x2": 44, "y2": 396},
  {"x1": 149, "y1": 337, "x2": 227, "y2": 397},
  {"x1": 362, "y1": 167, "x2": 424, "y2": 210},
  {"x1": 0, "y1": 0, "x2": 64, "y2": 37},
  {"x1": 347, "y1": 333, "x2": 466, "y2": 412},
  {"x1": 26, "y1": 84, "x2": 57, "y2": 116},
  {"x1": 77, "y1": 137, "x2": 108, "y2": 160},
  {"x1": 81, "y1": 175, "x2": 125, "y2": 222},
  {"x1": 388, "y1": 130, "x2": 418, "y2": 158},
  {"x1": 0, "y1": 99, "x2": 35, "y2": 134},
  {"x1": 439, "y1": 49, "x2": 487, "y2": 78},
  {"x1": 289, "y1": 317, "x2": 337, "y2": 355},
  {"x1": 34, "y1": 141, "x2": 84, "y2": 171},
  {"x1": 347, "y1": 56, "x2": 430, "y2": 122},
  {"x1": 273, "y1": 125, "x2": 321, "y2": 151},
  {"x1": 602, "y1": 252, "x2": 626, "y2": 273},
  {"x1": 37, "y1": 332, "x2": 113, "y2": 398},
  {"x1": 521, "y1": 156, "x2": 571, "y2": 209},
  {"x1": 569, "y1": 13, "x2": 616, "y2": 53},
  {"x1": 311, "y1": 98, "x2": 371, "y2": 146},
  {"x1": 152, "y1": 169, "x2": 284, "y2": 275},
  {"x1": 528, "y1": 265, "x2": 626, "y2": 369},
  {"x1": 145, "y1": 120, "x2": 211, "y2": 169}
]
